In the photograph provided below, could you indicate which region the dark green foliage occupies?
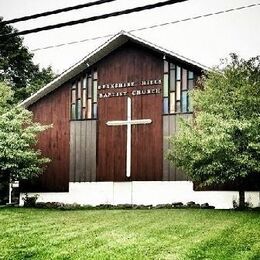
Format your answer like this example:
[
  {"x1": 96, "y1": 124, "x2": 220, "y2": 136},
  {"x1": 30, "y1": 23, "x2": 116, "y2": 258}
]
[
  {"x1": 22, "y1": 193, "x2": 39, "y2": 207},
  {"x1": 0, "y1": 82, "x2": 51, "y2": 182},
  {"x1": 23, "y1": 201, "x2": 215, "y2": 210},
  {"x1": 0, "y1": 17, "x2": 55, "y2": 102},
  {"x1": 168, "y1": 54, "x2": 260, "y2": 207}
]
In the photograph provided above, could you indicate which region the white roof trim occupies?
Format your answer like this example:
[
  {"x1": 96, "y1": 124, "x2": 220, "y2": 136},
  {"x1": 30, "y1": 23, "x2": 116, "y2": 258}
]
[{"x1": 21, "y1": 31, "x2": 208, "y2": 108}]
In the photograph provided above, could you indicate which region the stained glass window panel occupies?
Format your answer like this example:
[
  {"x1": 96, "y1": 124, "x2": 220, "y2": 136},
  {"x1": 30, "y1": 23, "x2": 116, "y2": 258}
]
[
  {"x1": 93, "y1": 103, "x2": 97, "y2": 118},
  {"x1": 71, "y1": 89, "x2": 76, "y2": 103},
  {"x1": 87, "y1": 77, "x2": 92, "y2": 98},
  {"x1": 164, "y1": 60, "x2": 168, "y2": 73},
  {"x1": 170, "y1": 63, "x2": 175, "y2": 70},
  {"x1": 169, "y1": 70, "x2": 175, "y2": 91},
  {"x1": 71, "y1": 104, "x2": 76, "y2": 120},
  {"x1": 170, "y1": 92, "x2": 175, "y2": 113},
  {"x1": 176, "y1": 101, "x2": 181, "y2": 113},
  {"x1": 176, "y1": 66, "x2": 181, "y2": 80},
  {"x1": 93, "y1": 71, "x2": 98, "y2": 80},
  {"x1": 82, "y1": 108, "x2": 86, "y2": 119},
  {"x1": 163, "y1": 74, "x2": 169, "y2": 97},
  {"x1": 93, "y1": 81, "x2": 98, "y2": 102},
  {"x1": 181, "y1": 91, "x2": 188, "y2": 112},
  {"x1": 176, "y1": 81, "x2": 181, "y2": 100},
  {"x1": 87, "y1": 99, "x2": 92, "y2": 119},
  {"x1": 188, "y1": 71, "x2": 194, "y2": 79},
  {"x1": 77, "y1": 81, "x2": 81, "y2": 98},
  {"x1": 76, "y1": 100, "x2": 81, "y2": 119},
  {"x1": 83, "y1": 77, "x2": 87, "y2": 89},
  {"x1": 182, "y1": 69, "x2": 187, "y2": 90},
  {"x1": 188, "y1": 79, "x2": 194, "y2": 90},
  {"x1": 163, "y1": 97, "x2": 169, "y2": 114},
  {"x1": 82, "y1": 89, "x2": 86, "y2": 107}
]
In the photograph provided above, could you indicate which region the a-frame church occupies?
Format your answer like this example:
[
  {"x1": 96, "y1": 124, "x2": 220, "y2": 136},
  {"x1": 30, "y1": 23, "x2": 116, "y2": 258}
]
[{"x1": 20, "y1": 31, "x2": 259, "y2": 209}]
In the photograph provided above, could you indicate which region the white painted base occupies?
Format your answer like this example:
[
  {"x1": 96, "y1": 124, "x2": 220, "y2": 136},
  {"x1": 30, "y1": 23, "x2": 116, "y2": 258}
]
[{"x1": 20, "y1": 181, "x2": 260, "y2": 209}]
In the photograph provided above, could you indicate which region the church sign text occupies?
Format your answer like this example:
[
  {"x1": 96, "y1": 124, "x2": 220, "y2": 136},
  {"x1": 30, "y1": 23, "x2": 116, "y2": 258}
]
[{"x1": 98, "y1": 79, "x2": 162, "y2": 99}]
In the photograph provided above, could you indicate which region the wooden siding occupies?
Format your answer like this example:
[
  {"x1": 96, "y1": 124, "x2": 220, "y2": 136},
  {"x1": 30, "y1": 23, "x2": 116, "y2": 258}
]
[
  {"x1": 22, "y1": 83, "x2": 70, "y2": 192},
  {"x1": 70, "y1": 120, "x2": 96, "y2": 182},
  {"x1": 96, "y1": 42, "x2": 163, "y2": 181},
  {"x1": 163, "y1": 114, "x2": 192, "y2": 181}
]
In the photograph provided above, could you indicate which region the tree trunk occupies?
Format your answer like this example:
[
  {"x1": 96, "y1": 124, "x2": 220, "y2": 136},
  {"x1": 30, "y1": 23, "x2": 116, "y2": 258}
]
[{"x1": 238, "y1": 190, "x2": 245, "y2": 209}]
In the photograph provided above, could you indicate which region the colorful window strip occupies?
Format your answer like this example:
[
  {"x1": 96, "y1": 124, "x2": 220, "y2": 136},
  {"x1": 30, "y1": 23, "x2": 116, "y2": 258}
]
[
  {"x1": 163, "y1": 60, "x2": 195, "y2": 114},
  {"x1": 71, "y1": 70, "x2": 98, "y2": 120}
]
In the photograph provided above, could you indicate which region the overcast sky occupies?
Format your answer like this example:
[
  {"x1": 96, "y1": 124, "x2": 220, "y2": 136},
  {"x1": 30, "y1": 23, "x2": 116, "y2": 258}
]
[{"x1": 1, "y1": 0, "x2": 259, "y2": 74}]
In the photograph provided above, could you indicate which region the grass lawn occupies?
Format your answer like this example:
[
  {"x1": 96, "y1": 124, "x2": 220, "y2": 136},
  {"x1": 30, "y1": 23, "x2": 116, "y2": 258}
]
[{"x1": 0, "y1": 208, "x2": 259, "y2": 260}]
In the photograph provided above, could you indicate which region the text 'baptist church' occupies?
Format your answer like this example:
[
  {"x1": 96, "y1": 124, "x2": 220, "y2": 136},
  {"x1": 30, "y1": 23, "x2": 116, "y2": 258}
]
[{"x1": 98, "y1": 79, "x2": 162, "y2": 98}]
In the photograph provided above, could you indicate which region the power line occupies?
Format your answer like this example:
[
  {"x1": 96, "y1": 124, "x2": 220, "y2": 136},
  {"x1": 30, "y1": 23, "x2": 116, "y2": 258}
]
[
  {"x1": 30, "y1": 2, "x2": 260, "y2": 52},
  {"x1": 0, "y1": 0, "x2": 116, "y2": 25},
  {"x1": 129, "y1": 2, "x2": 260, "y2": 32},
  {"x1": 0, "y1": 0, "x2": 187, "y2": 38}
]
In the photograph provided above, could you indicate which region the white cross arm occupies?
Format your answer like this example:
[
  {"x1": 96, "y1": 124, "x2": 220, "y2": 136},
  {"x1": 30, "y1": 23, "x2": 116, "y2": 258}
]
[
  {"x1": 129, "y1": 119, "x2": 152, "y2": 125},
  {"x1": 106, "y1": 119, "x2": 152, "y2": 126},
  {"x1": 106, "y1": 120, "x2": 128, "y2": 126}
]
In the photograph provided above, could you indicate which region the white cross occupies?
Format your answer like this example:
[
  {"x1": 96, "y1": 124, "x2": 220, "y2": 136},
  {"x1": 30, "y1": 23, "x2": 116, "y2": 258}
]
[{"x1": 106, "y1": 97, "x2": 152, "y2": 178}]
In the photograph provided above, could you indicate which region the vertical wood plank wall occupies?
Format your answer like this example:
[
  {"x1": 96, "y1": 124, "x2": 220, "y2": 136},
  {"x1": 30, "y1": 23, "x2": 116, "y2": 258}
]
[
  {"x1": 96, "y1": 42, "x2": 163, "y2": 181},
  {"x1": 70, "y1": 120, "x2": 96, "y2": 182},
  {"x1": 163, "y1": 114, "x2": 192, "y2": 181},
  {"x1": 23, "y1": 83, "x2": 70, "y2": 192}
]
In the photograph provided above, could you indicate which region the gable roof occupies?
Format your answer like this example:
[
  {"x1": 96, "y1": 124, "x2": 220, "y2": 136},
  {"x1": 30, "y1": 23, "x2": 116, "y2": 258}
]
[{"x1": 21, "y1": 30, "x2": 209, "y2": 108}]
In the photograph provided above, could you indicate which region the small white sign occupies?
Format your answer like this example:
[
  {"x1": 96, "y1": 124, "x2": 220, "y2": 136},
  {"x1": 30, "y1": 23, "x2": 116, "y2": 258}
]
[{"x1": 12, "y1": 181, "x2": 19, "y2": 188}]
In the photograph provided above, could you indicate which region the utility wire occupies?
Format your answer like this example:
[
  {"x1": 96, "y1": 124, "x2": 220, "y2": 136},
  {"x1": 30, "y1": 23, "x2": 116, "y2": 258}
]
[
  {"x1": 0, "y1": 0, "x2": 116, "y2": 25},
  {"x1": 0, "y1": 0, "x2": 187, "y2": 38},
  {"x1": 30, "y1": 2, "x2": 260, "y2": 52}
]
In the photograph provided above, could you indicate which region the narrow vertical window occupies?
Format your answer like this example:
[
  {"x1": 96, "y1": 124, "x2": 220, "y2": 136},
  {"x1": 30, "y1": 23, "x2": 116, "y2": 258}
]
[
  {"x1": 164, "y1": 60, "x2": 169, "y2": 73},
  {"x1": 170, "y1": 92, "x2": 175, "y2": 113},
  {"x1": 87, "y1": 76, "x2": 92, "y2": 97},
  {"x1": 166, "y1": 63, "x2": 196, "y2": 114},
  {"x1": 169, "y1": 67, "x2": 175, "y2": 91},
  {"x1": 76, "y1": 99, "x2": 81, "y2": 119},
  {"x1": 71, "y1": 89, "x2": 76, "y2": 103},
  {"x1": 71, "y1": 104, "x2": 76, "y2": 120},
  {"x1": 93, "y1": 103, "x2": 97, "y2": 119},
  {"x1": 163, "y1": 74, "x2": 169, "y2": 97},
  {"x1": 163, "y1": 60, "x2": 169, "y2": 114},
  {"x1": 87, "y1": 99, "x2": 92, "y2": 119},
  {"x1": 187, "y1": 71, "x2": 195, "y2": 111},
  {"x1": 182, "y1": 69, "x2": 187, "y2": 90},
  {"x1": 176, "y1": 66, "x2": 181, "y2": 81},
  {"x1": 70, "y1": 70, "x2": 98, "y2": 120},
  {"x1": 71, "y1": 83, "x2": 76, "y2": 120},
  {"x1": 169, "y1": 63, "x2": 176, "y2": 113},
  {"x1": 163, "y1": 98, "x2": 168, "y2": 114},
  {"x1": 181, "y1": 91, "x2": 188, "y2": 112},
  {"x1": 176, "y1": 81, "x2": 181, "y2": 101},
  {"x1": 92, "y1": 70, "x2": 98, "y2": 119},
  {"x1": 93, "y1": 80, "x2": 98, "y2": 103}
]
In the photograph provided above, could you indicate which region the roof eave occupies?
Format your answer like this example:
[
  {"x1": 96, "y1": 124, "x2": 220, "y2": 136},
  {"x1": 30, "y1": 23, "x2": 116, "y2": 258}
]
[{"x1": 20, "y1": 31, "x2": 209, "y2": 108}]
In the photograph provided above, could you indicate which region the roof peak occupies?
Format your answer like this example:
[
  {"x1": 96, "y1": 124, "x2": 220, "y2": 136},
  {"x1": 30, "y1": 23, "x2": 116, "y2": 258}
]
[{"x1": 21, "y1": 31, "x2": 208, "y2": 108}]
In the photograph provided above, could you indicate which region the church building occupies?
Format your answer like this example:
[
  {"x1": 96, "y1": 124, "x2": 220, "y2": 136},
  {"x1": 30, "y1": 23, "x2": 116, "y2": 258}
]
[{"x1": 20, "y1": 31, "x2": 259, "y2": 209}]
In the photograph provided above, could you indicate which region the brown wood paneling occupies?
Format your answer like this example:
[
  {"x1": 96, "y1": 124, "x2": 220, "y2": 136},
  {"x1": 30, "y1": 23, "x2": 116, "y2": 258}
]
[
  {"x1": 90, "y1": 120, "x2": 97, "y2": 181},
  {"x1": 163, "y1": 114, "x2": 192, "y2": 181},
  {"x1": 97, "y1": 96, "x2": 127, "y2": 181},
  {"x1": 22, "y1": 83, "x2": 70, "y2": 192},
  {"x1": 70, "y1": 121, "x2": 96, "y2": 182},
  {"x1": 96, "y1": 42, "x2": 163, "y2": 181}
]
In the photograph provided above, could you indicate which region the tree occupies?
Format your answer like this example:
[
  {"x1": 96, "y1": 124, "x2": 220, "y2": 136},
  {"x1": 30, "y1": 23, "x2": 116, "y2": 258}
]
[
  {"x1": 0, "y1": 81, "x2": 51, "y2": 203},
  {"x1": 0, "y1": 17, "x2": 55, "y2": 103},
  {"x1": 167, "y1": 54, "x2": 260, "y2": 209}
]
